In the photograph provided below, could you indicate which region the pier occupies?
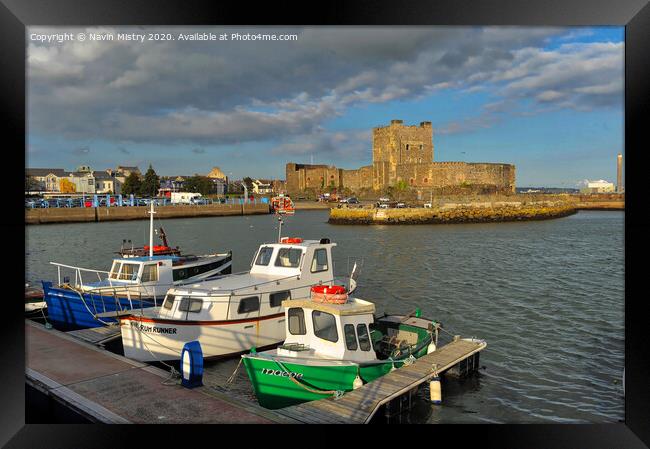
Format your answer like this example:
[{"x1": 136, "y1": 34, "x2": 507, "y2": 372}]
[
  {"x1": 274, "y1": 337, "x2": 486, "y2": 424},
  {"x1": 25, "y1": 320, "x2": 296, "y2": 424}
]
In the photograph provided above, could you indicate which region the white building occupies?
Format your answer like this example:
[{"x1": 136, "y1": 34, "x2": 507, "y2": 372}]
[
  {"x1": 252, "y1": 179, "x2": 273, "y2": 194},
  {"x1": 582, "y1": 179, "x2": 615, "y2": 194}
]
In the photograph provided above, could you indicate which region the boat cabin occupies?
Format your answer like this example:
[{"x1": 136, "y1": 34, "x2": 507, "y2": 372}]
[
  {"x1": 250, "y1": 238, "x2": 335, "y2": 281},
  {"x1": 277, "y1": 297, "x2": 378, "y2": 363},
  {"x1": 107, "y1": 256, "x2": 174, "y2": 285},
  {"x1": 152, "y1": 238, "x2": 341, "y2": 323}
]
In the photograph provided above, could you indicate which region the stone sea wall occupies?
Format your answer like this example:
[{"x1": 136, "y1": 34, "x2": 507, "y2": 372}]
[
  {"x1": 329, "y1": 200, "x2": 578, "y2": 225},
  {"x1": 26, "y1": 203, "x2": 270, "y2": 225}
]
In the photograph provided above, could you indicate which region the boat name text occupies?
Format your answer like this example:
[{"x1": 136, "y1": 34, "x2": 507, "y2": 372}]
[
  {"x1": 261, "y1": 368, "x2": 303, "y2": 379},
  {"x1": 129, "y1": 322, "x2": 177, "y2": 334}
]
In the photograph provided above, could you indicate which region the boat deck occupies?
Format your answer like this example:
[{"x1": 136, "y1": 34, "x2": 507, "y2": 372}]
[
  {"x1": 25, "y1": 320, "x2": 297, "y2": 424},
  {"x1": 274, "y1": 338, "x2": 486, "y2": 424}
]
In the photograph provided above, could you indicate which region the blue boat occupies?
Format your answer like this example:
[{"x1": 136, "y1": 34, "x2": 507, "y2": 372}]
[{"x1": 42, "y1": 203, "x2": 232, "y2": 330}]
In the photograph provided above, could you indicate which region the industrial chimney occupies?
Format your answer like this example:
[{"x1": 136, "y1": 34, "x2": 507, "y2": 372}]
[{"x1": 616, "y1": 153, "x2": 623, "y2": 193}]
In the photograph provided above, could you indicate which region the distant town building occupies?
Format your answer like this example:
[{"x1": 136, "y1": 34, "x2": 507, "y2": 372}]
[
  {"x1": 252, "y1": 179, "x2": 273, "y2": 194},
  {"x1": 581, "y1": 180, "x2": 615, "y2": 194},
  {"x1": 206, "y1": 166, "x2": 228, "y2": 195},
  {"x1": 25, "y1": 168, "x2": 67, "y2": 191},
  {"x1": 93, "y1": 170, "x2": 121, "y2": 194}
]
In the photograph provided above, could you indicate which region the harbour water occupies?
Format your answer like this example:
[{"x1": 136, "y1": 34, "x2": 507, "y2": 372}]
[{"x1": 25, "y1": 210, "x2": 624, "y2": 423}]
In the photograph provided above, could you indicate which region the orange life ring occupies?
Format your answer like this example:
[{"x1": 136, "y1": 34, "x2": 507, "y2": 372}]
[
  {"x1": 281, "y1": 237, "x2": 303, "y2": 244},
  {"x1": 311, "y1": 285, "x2": 348, "y2": 304}
]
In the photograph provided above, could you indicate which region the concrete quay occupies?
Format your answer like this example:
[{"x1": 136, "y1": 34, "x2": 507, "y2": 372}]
[
  {"x1": 25, "y1": 203, "x2": 270, "y2": 225},
  {"x1": 25, "y1": 320, "x2": 296, "y2": 424}
]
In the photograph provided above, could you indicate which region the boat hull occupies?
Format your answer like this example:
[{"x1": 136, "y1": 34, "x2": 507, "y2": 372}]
[
  {"x1": 120, "y1": 312, "x2": 286, "y2": 362},
  {"x1": 242, "y1": 346, "x2": 429, "y2": 410},
  {"x1": 42, "y1": 281, "x2": 157, "y2": 331}
]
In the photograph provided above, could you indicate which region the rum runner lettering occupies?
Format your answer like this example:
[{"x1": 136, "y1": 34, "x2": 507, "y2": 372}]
[{"x1": 129, "y1": 321, "x2": 177, "y2": 334}]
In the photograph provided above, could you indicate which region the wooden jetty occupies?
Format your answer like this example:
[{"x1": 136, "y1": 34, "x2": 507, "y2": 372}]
[
  {"x1": 25, "y1": 320, "x2": 297, "y2": 424},
  {"x1": 274, "y1": 338, "x2": 486, "y2": 424}
]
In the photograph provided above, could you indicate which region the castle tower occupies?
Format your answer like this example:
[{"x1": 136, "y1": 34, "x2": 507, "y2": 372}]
[
  {"x1": 616, "y1": 153, "x2": 623, "y2": 193},
  {"x1": 372, "y1": 120, "x2": 433, "y2": 190}
]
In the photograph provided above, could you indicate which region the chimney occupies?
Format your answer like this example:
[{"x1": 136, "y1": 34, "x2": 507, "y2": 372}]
[{"x1": 616, "y1": 153, "x2": 623, "y2": 193}]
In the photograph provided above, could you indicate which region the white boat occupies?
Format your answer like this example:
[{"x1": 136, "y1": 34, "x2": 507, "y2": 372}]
[{"x1": 118, "y1": 236, "x2": 357, "y2": 362}]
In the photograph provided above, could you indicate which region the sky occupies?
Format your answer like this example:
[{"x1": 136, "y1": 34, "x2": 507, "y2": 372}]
[{"x1": 26, "y1": 26, "x2": 624, "y2": 187}]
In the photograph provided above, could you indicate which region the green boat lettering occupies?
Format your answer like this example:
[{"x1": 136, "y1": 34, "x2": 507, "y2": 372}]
[{"x1": 262, "y1": 368, "x2": 303, "y2": 379}]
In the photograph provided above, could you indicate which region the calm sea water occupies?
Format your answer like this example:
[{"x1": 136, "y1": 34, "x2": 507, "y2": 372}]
[{"x1": 25, "y1": 210, "x2": 625, "y2": 423}]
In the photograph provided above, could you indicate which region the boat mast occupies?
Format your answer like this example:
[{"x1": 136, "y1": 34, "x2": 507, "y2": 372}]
[
  {"x1": 277, "y1": 215, "x2": 283, "y2": 243},
  {"x1": 148, "y1": 201, "x2": 156, "y2": 258}
]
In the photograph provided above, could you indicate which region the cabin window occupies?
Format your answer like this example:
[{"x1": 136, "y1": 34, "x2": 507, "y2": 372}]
[
  {"x1": 118, "y1": 263, "x2": 139, "y2": 280},
  {"x1": 162, "y1": 294, "x2": 175, "y2": 310},
  {"x1": 141, "y1": 264, "x2": 159, "y2": 282},
  {"x1": 270, "y1": 290, "x2": 291, "y2": 308},
  {"x1": 344, "y1": 324, "x2": 358, "y2": 350},
  {"x1": 109, "y1": 262, "x2": 120, "y2": 279},
  {"x1": 172, "y1": 258, "x2": 228, "y2": 281},
  {"x1": 255, "y1": 247, "x2": 274, "y2": 266},
  {"x1": 179, "y1": 297, "x2": 203, "y2": 313},
  {"x1": 310, "y1": 248, "x2": 329, "y2": 273},
  {"x1": 288, "y1": 308, "x2": 306, "y2": 335},
  {"x1": 275, "y1": 248, "x2": 302, "y2": 268},
  {"x1": 357, "y1": 324, "x2": 371, "y2": 351},
  {"x1": 238, "y1": 296, "x2": 260, "y2": 314},
  {"x1": 312, "y1": 310, "x2": 338, "y2": 343}
]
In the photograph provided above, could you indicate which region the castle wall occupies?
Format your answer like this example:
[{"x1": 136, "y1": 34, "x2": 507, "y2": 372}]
[
  {"x1": 395, "y1": 162, "x2": 516, "y2": 193},
  {"x1": 340, "y1": 166, "x2": 373, "y2": 191}
]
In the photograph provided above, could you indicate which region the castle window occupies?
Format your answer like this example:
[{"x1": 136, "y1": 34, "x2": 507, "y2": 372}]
[
  {"x1": 410, "y1": 178, "x2": 414, "y2": 185},
  {"x1": 406, "y1": 144, "x2": 409, "y2": 151},
  {"x1": 420, "y1": 144, "x2": 423, "y2": 150},
  {"x1": 424, "y1": 178, "x2": 428, "y2": 183},
  {"x1": 330, "y1": 175, "x2": 334, "y2": 179}
]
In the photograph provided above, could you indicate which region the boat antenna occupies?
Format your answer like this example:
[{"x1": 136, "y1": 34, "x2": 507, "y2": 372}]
[{"x1": 148, "y1": 201, "x2": 156, "y2": 258}]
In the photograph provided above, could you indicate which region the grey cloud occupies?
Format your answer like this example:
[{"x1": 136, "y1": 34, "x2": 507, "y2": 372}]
[
  {"x1": 191, "y1": 148, "x2": 206, "y2": 154},
  {"x1": 71, "y1": 146, "x2": 90, "y2": 155},
  {"x1": 27, "y1": 26, "x2": 620, "y2": 148}
]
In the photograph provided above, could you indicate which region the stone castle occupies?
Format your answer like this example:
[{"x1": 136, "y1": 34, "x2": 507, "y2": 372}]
[{"x1": 286, "y1": 120, "x2": 515, "y2": 195}]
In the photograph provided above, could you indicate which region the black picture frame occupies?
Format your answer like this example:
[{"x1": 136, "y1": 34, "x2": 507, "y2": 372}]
[{"x1": 2, "y1": 0, "x2": 647, "y2": 446}]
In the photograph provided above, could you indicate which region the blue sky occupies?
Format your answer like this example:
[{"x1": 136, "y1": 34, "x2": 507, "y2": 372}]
[{"x1": 27, "y1": 26, "x2": 623, "y2": 187}]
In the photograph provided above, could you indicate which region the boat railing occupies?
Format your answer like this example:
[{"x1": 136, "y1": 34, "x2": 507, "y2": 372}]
[{"x1": 50, "y1": 262, "x2": 110, "y2": 286}]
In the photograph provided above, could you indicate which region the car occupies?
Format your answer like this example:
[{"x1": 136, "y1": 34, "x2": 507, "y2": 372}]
[
  {"x1": 338, "y1": 198, "x2": 348, "y2": 203},
  {"x1": 379, "y1": 197, "x2": 390, "y2": 202},
  {"x1": 378, "y1": 203, "x2": 389, "y2": 209},
  {"x1": 424, "y1": 202, "x2": 432, "y2": 208},
  {"x1": 347, "y1": 197, "x2": 359, "y2": 204},
  {"x1": 396, "y1": 202, "x2": 407, "y2": 208}
]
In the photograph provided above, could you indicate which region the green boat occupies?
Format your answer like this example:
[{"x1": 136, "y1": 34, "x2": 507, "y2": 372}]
[{"x1": 241, "y1": 294, "x2": 441, "y2": 410}]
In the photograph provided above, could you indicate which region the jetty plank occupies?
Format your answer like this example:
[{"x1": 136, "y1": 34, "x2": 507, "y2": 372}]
[{"x1": 66, "y1": 326, "x2": 122, "y2": 345}]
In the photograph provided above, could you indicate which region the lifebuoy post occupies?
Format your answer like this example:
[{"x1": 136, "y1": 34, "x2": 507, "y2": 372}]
[{"x1": 180, "y1": 341, "x2": 204, "y2": 389}]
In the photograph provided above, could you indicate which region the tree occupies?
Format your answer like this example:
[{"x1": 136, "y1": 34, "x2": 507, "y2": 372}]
[
  {"x1": 25, "y1": 176, "x2": 40, "y2": 192},
  {"x1": 59, "y1": 178, "x2": 76, "y2": 193},
  {"x1": 122, "y1": 172, "x2": 142, "y2": 196},
  {"x1": 242, "y1": 177, "x2": 254, "y2": 191},
  {"x1": 139, "y1": 165, "x2": 160, "y2": 197},
  {"x1": 183, "y1": 176, "x2": 213, "y2": 195}
]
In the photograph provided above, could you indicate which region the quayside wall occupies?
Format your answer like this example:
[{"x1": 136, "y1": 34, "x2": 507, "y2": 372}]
[
  {"x1": 25, "y1": 203, "x2": 270, "y2": 225},
  {"x1": 329, "y1": 201, "x2": 578, "y2": 225}
]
